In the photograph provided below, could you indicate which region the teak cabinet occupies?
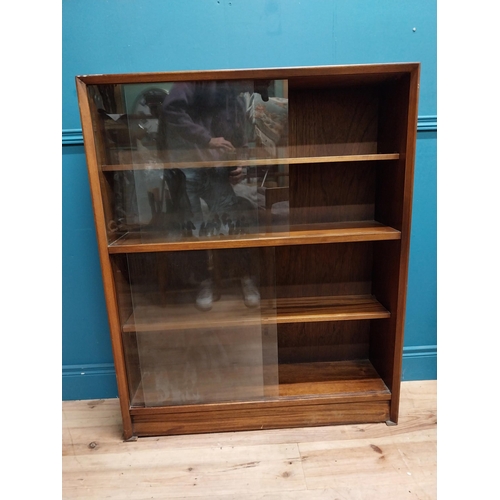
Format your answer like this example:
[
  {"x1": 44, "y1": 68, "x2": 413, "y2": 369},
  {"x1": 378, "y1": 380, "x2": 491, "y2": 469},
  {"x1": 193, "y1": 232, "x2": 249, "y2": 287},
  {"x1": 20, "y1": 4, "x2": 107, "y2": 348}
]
[{"x1": 76, "y1": 63, "x2": 420, "y2": 439}]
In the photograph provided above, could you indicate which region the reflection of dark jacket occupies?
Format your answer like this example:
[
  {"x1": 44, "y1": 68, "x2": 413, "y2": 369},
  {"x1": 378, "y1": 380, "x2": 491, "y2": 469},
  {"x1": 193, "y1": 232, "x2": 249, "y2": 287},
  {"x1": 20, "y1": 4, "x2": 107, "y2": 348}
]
[
  {"x1": 157, "y1": 81, "x2": 249, "y2": 219},
  {"x1": 158, "y1": 81, "x2": 247, "y2": 162}
]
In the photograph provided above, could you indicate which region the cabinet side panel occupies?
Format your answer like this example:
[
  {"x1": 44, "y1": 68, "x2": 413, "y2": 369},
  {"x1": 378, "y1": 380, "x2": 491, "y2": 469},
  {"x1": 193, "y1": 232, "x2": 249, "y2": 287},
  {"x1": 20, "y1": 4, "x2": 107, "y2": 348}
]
[
  {"x1": 375, "y1": 76, "x2": 411, "y2": 231},
  {"x1": 76, "y1": 77, "x2": 134, "y2": 438},
  {"x1": 372, "y1": 70, "x2": 419, "y2": 423},
  {"x1": 370, "y1": 240, "x2": 401, "y2": 388},
  {"x1": 375, "y1": 160, "x2": 405, "y2": 230},
  {"x1": 377, "y1": 76, "x2": 411, "y2": 154}
]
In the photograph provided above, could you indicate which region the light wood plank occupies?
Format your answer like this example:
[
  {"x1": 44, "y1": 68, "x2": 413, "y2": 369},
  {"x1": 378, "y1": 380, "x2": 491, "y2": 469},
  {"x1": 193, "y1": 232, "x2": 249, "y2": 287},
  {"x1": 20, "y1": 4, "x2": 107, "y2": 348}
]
[
  {"x1": 62, "y1": 380, "x2": 436, "y2": 499},
  {"x1": 298, "y1": 432, "x2": 436, "y2": 498}
]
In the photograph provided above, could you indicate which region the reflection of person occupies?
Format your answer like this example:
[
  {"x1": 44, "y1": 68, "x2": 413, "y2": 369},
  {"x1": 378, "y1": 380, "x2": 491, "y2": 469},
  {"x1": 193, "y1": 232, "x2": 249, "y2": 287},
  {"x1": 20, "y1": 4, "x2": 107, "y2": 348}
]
[
  {"x1": 159, "y1": 80, "x2": 249, "y2": 224},
  {"x1": 158, "y1": 80, "x2": 269, "y2": 311}
]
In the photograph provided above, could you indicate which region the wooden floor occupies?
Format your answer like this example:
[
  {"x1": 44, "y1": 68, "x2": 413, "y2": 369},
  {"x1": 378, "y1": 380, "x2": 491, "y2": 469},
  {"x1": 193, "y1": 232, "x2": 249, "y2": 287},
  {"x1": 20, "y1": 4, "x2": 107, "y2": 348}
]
[{"x1": 62, "y1": 380, "x2": 436, "y2": 499}]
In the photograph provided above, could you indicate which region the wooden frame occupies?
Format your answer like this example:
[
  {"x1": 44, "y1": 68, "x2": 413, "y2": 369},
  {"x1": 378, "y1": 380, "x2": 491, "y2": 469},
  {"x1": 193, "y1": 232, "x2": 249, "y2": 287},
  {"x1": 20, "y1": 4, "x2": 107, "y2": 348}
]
[{"x1": 76, "y1": 63, "x2": 420, "y2": 439}]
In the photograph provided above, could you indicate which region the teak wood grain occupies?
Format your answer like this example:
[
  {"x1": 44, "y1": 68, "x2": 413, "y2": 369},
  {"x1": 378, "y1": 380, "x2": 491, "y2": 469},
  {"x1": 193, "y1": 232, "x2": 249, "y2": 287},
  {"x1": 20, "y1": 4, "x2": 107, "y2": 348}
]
[
  {"x1": 76, "y1": 78, "x2": 134, "y2": 438},
  {"x1": 121, "y1": 294, "x2": 389, "y2": 333},
  {"x1": 76, "y1": 62, "x2": 420, "y2": 84},
  {"x1": 122, "y1": 359, "x2": 391, "y2": 436},
  {"x1": 75, "y1": 63, "x2": 420, "y2": 439},
  {"x1": 107, "y1": 221, "x2": 401, "y2": 253}
]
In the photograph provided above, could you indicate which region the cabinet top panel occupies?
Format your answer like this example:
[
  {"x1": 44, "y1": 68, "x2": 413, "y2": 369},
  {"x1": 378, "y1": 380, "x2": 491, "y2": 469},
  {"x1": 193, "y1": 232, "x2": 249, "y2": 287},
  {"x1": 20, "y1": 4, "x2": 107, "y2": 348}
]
[{"x1": 76, "y1": 63, "x2": 420, "y2": 85}]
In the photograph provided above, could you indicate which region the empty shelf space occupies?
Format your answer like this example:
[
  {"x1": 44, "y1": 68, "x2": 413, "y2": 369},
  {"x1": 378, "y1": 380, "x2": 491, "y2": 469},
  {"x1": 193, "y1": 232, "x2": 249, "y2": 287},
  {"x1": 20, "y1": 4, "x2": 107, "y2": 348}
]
[
  {"x1": 278, "y1": 359, "x2": 391, "y2": 400},
  {"x1": 129, "y1": 359, "x2": 391, "y2": 409}
]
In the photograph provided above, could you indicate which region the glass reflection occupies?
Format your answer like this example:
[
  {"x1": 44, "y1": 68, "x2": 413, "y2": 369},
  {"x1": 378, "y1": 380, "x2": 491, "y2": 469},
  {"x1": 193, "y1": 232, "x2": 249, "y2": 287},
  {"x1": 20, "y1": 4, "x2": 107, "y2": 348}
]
[
  {"x1": 90, "y1": 80, "x2": 290, "y2": 240},
  {"x1": 117, "y1": 249, "x2": 277, "y2": 407}
]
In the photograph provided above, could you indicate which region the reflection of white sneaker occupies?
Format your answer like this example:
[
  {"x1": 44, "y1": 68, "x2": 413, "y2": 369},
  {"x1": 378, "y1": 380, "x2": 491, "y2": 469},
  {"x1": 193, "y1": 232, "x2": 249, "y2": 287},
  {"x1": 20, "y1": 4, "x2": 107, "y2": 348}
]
[
  {"x1": 196, "y1": 279, "x2": 214, "y2": 311},
  {"x1": 241, "y1": 277, "x2": 260, "y2": 308}
]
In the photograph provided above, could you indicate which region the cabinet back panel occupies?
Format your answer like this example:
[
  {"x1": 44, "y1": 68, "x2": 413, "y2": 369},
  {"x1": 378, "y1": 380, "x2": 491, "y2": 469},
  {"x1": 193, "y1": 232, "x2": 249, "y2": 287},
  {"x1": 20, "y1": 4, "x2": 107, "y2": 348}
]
[
  {"x1": 288, "y1": 86, "x2": 379, "y2": 157},
  {"x1": 278, "y1": 320, "x2": 370, "y2": 364},
  {"x1": 288, "y1": 162, "x2": 376, "y2": 225},
  {"x1": 275, "y1": 243, "x2": 373, "y2": 298}
]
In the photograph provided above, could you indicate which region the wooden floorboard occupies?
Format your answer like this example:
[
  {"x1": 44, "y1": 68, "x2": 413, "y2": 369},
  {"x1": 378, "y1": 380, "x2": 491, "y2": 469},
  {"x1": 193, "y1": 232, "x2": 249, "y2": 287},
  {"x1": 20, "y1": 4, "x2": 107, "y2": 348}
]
[{"x1": 62, "y1": 380, "x2": 436, "y2": 499}]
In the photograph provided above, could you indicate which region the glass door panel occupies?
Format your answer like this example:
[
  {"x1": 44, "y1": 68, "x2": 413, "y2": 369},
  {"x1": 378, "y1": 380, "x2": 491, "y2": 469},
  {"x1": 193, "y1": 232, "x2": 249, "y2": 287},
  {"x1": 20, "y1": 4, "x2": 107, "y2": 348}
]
[
  {"x1": 87, "y1": 80, "x2": 289, "y2": 243},
  {"x1": 124, "y1": 248, "x2": 277, "y2": 407}
]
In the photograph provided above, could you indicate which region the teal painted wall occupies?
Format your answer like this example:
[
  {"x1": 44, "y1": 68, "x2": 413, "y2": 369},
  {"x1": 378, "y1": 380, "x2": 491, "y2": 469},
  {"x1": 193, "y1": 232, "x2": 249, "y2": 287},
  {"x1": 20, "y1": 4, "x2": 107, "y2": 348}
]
[{"x1": 62, "y1": 0, "x2": 437, "y2": 400}]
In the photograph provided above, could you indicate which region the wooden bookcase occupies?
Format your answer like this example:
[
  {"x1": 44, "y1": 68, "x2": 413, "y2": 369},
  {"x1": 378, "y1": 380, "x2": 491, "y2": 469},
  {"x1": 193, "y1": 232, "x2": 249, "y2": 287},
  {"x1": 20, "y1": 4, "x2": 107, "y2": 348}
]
[{"x1": 76, "y1": 63, "x2": 420, "y2": 439}]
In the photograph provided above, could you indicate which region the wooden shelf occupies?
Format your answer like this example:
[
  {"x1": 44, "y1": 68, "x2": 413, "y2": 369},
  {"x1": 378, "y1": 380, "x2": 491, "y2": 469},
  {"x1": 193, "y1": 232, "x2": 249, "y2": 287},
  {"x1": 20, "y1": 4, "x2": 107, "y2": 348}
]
[
  {"x1": 278, "y1": 359, "x2": 390, "y2": 400},
  {"x1": 122, "y1": 294, "x2": 390, "y2": 333},
  {"x1": 276, "y1": 295, "x2": 390, "y2": 324},
  {"x1": 108, "y1": 221, "x2": 401, "y2": 253},
  {"x1": 101, "y1": 153, "x2": 400, "y2": 172},
  {"x1": 129, "y1": 359, "x2": 391, "y2": 410}
]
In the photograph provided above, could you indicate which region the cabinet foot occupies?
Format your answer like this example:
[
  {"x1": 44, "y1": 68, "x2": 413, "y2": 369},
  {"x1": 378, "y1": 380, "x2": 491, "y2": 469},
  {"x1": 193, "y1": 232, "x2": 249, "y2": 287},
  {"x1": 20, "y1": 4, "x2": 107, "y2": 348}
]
[
  {"x1": 385, "y1": 420, "x2": 397, "y2": 426},
  {"x1": 123, "y1": 433, "x2": 138, "y2": 442}
]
